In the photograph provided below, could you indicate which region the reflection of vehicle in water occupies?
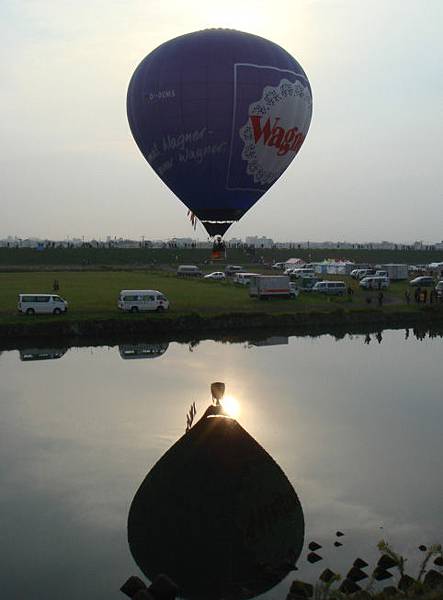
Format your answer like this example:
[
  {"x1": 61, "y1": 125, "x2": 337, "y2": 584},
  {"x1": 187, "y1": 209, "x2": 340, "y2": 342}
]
[
  {"x1": 118, "y1": 343, "x2": 169, "y2": 359},
  {"x1": 128, "y1": 383, "x2": 304, "y2": 600},
  {"x1": 249, "y1": 336, "x2": 289, "y2": 347},
  {"x1": 19, "y1": 348, "x2": 68, "y2": 361}
]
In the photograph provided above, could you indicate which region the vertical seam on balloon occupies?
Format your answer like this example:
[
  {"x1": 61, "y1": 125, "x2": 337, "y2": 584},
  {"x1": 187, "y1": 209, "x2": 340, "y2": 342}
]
[{"x1": 225, "y1": 63, "x2": 239, "y2": 193}]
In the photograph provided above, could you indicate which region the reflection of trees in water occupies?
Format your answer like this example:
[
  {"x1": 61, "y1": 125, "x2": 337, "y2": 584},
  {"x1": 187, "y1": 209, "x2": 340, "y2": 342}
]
[{"x1": 127, "y1": 397, "x2": 304, "y2": 600}]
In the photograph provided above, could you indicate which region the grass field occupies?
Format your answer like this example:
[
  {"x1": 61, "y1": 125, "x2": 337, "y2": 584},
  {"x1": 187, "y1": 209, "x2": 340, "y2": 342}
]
[{"x1": 0, "y1": 270, "x2": 429, "y2": 326}]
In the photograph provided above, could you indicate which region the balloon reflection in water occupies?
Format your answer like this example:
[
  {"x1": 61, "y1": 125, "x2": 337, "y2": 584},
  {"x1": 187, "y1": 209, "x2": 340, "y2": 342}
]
[{"x1": 128, "y1": 383, "x2": 304, "y2": 600}]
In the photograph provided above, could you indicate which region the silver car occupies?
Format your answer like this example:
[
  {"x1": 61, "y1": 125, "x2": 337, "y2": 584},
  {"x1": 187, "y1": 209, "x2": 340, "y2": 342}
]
[{"x1": 312, "y1": 281, "x2": 346, "y2": 296}]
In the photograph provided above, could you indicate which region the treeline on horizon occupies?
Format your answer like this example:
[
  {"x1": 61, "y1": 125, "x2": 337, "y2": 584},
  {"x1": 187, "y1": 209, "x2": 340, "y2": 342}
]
[{"x1": 0, "y1": 246, "x2": 442, "y2": 267}]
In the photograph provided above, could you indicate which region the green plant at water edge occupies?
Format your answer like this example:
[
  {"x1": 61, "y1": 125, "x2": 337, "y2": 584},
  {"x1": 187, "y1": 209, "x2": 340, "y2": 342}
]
[
  {"x1": 288, "y1": 539, "x2": 443, "y2": 599},
  {"x1": 377, "y1": 539, "x2": 407, "y2": 576}
]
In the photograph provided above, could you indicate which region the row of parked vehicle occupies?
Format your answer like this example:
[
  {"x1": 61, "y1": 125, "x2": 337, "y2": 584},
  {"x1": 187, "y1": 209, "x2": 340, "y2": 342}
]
[
  {"x1": 176, "y1": 264, "x2": 246, "y2": 278},
  {"x1": 17, "y1": 290, "x2": 170, "y2": 315}
]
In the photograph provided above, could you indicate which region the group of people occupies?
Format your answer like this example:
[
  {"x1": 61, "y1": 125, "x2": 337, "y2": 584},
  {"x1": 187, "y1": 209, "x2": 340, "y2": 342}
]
[
  {"x1": 404, "y1": 287, "x2": 441, "y2": 304},
  {"x1": 362, "y1": 326, "x2": 443, "y2": 345}
]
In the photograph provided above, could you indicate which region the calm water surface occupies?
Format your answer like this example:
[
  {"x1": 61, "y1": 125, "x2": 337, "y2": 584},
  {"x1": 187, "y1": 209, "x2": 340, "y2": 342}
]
[{"x1": 0, "y1": 329, "x2": 442, "y2": 599}]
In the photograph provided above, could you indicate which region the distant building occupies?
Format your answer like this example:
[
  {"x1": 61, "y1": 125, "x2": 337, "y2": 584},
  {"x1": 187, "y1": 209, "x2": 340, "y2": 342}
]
[
  {"x1": 168, "y1": 237, "x2": 196, "y2": 248},
  {"x1": 245, "y1": 235, "x2": 274, "y2": 248}
]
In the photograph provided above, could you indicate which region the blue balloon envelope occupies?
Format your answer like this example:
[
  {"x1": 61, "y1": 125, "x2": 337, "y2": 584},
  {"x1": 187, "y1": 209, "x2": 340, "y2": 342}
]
[{"x1": 127, "y1": 29, "x2": 312, "y2": 237}]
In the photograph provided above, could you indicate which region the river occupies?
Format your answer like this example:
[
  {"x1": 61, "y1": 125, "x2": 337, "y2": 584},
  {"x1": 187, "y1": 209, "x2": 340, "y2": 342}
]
[{"x1": 0, "y1": 327, "x2": 442, "y2": 599}]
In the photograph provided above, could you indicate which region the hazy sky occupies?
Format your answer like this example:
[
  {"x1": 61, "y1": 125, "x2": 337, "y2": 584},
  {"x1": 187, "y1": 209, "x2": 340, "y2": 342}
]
[{"x1": 1, "y1": 0, "x2": 442, "y2": 242}]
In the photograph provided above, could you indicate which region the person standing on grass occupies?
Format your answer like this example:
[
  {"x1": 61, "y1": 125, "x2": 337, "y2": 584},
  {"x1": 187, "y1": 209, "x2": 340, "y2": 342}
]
[
  {"x1": 347, "y1": 286, "x2": 354, "y2": 301},
  {"x1": 378, "y1": 291, "x2": 384, "y2": 307},
  {"x1": 415, "y1": 287, "x2": 421, "y2": 303},
  {"x1": 423, "y1": 288, "x2": 428, "y2": 304},
  {"x1": 405, "y1": 290, "x2": 411, "y2": 304}
]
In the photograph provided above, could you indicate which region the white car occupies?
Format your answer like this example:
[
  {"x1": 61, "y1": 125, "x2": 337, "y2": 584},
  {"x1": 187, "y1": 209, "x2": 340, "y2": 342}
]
[
  {"x1": 18, "y1": 294, "x2": 68, "y2": 315},
  {"x1": 233, "y1": 272, "x2": 257, "y2": 285},
  {"x1": 204, "y1": 272, "x2": 226, "y2": 280},
  {"x1": 118, "y1": 290, "x2": 169, "y2": 312},
  {"x1": 359, "y1": 276, "x2": 389, "y2": 290},
  {"x1": 292, "y1": 269, "x2": 315, "y2": 278}
]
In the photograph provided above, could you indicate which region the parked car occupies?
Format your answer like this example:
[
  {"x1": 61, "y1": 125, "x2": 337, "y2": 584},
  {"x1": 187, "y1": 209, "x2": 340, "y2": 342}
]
[
  {"x1": 289, "y1": 268, "x2": 315, "y2": 278},
  {"x1": 204, "y1": 271, "x2": 226, "y2": 280},
  {"x1": 272, "y1": 262, "x2": 286, "y2": 270},
  {"x1": 374, "y1": 270, "x2": 388, "y2": 278},
  {"x1": 409, "y1": 276, "x2": 434, "y2": 287},
  {"x1": 118, "y1": 290, "x2": 169, "y2": 312},
  {"x1": 359, "y1": 276, "x2": 390, "y2": 290},
  {"x1": 357, "y1": 269, "x2": 376, "y2": 280},
  {"x1": 225, "y1": 265, "x2": 245, "y2": 276},
  {"x1": 312, "y1": 281, "x2": 346, "y2": 296},
  {"x1": 408, "y1": 265, "x2": 421, "y2": 273},
  {"x1": 298, "y1": 277, "x2": 319, "y2": 291},
  {"x1": 233, "y1": 272, "x2": 257, "y2": 285},
  {"x1": 435, "y1": 280, "x2": 443, "y2": 298},
  {"x1": 176, "y1": 265, "x2": 202, "y2": 277},
  {"x1": 18, "y1": 294, "x2": 68, "y2": 315}
]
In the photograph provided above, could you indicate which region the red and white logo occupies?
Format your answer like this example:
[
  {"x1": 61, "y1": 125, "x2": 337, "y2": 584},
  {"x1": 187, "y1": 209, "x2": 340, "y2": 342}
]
[{"x1": 239, "y1": 79, "x2": 312, "y2": 185}]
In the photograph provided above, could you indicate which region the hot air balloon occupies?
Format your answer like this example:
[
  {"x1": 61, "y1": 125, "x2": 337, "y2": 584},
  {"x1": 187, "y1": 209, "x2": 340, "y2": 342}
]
[
  {"x1": 127, "y1": 383, "x2": 304, "y2": 600},
  {"x1": 127, "y1": 29, "x2": 312, "y2": 246}
]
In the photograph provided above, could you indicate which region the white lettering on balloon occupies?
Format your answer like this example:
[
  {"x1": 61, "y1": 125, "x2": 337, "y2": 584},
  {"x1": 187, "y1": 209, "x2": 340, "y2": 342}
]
[
  {"x1": 162, "y1": 128, "x2": 207, "y2": 152},
  {"x1": 178, "y1": 143, "x2": 227, "y2": 165},
  {"x1": 157, "y1": 158, "x2": 174, "y2": 176},
  {"x1": 145, "y1": 89, "x2": 176, "y2": 102},
  {"x1": 147, "y1": 128, "x2": 227, "y2": 175}
]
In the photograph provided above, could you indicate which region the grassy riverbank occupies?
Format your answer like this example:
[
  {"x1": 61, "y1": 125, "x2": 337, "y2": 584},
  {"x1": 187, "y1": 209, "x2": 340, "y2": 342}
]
[
  {"x1": 1, "y1": 271, "x2": 442, "y2": 344},
  {"x1": 0, "y1": 270, "x2": 425, "y2": 320}
]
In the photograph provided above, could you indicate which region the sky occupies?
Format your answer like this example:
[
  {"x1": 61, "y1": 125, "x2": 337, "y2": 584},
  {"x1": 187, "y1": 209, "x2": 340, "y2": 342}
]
[{"x1": 1, "y1": 0, "x2": 442, "y2": 243}]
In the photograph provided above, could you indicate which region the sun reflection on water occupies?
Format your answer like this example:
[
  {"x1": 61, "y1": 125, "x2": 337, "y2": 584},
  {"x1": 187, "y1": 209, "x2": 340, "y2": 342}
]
[{"x1": 220, "y1": 394, "x2": 240, "y2": 418}]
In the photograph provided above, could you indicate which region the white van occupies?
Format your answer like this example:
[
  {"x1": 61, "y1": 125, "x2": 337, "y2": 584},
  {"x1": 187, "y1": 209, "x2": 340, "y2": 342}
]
[
  {"x1": 312, "y1": 281, "x2": 346, "y2": 296},
  {"x1": 118, "y1": 290, "x2": 169, "y2": 312},
  {"x1": 233, "y1": 272, "x2": 257, "y2": 285},
  {"x1": 18, "y1": 294, "x2": 68, "y2": 315}
]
